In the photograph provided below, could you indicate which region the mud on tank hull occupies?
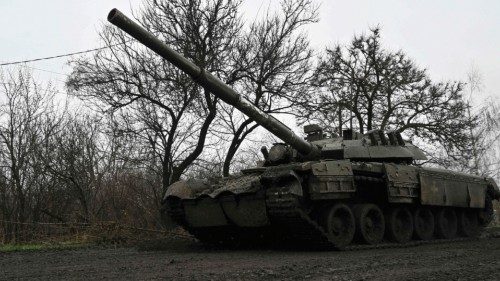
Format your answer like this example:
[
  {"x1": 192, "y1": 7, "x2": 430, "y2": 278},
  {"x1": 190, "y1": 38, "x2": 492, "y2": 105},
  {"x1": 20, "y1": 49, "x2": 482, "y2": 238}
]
[{"x1": 164, "y1": 160, "x2": 500, "y2": 249}]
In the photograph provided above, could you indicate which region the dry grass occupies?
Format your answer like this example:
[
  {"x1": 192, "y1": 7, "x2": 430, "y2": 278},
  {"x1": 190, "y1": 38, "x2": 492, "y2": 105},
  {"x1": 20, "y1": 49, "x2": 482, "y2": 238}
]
[
  {"x1": 0, "y1": 221, "x2": 191, "y2": 252},
  {"x1": 0, "y1": 241, "x2": 88, "y2": 253}
]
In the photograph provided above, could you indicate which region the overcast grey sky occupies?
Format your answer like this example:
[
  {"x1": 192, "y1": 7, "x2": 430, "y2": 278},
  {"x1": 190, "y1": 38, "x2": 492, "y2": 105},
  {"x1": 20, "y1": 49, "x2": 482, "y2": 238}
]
[{"x1": 0, "y1": 0, "x2": 498, "y2": 102}]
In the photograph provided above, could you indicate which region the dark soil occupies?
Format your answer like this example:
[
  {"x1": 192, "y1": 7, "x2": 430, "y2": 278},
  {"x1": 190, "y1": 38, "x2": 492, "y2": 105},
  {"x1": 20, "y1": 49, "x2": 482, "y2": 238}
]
[{"x1": 1, "y1": 237, "x2": 499, "y2": 281}]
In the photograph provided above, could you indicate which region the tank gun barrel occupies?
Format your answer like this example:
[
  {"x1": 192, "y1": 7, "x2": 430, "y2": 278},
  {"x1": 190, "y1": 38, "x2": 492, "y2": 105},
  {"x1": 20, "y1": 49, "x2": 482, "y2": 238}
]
[{"x1": 107, "y1": 8, "x2": 316, "y2": 156}]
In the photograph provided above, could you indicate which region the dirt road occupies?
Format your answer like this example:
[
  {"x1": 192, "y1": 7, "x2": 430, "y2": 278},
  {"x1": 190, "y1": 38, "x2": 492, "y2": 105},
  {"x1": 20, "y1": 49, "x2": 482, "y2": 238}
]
[{"x1": 1, "y1": 237, "x2": 499, "y2": 281}]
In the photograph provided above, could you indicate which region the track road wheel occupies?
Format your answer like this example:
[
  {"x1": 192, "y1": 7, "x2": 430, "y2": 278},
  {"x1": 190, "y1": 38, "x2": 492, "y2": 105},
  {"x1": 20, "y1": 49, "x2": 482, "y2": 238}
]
[
  {"x1": 435, "y1": 208, "x2": 458, "y2": 239},
  {"x1": 353, "y1": 204, "x2": 385, "y2": 245},
  {"x1": 413, "y1": 207, "x2": 434, "y2": 240},
  {"x1": 323, "y1": 203, "x2": 355, "y2": 249},
  {"x1": 385, "y1": 206, "x2": 414, "y2": 243},
  {"x1": 458, "y1": 209, "x2": 480, "y2": 237}
]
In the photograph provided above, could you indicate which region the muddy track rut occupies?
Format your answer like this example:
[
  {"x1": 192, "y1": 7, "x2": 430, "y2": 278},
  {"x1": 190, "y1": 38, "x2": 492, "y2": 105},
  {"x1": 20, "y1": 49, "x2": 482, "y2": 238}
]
[{"x1": 1, "y1": 237, "x2": 499, "y2": 280}]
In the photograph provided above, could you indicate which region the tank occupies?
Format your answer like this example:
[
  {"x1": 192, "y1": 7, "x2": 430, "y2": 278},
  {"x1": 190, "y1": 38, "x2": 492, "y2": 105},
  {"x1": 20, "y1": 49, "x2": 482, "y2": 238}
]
[{"x1": 107, "y1": 9, "x2": 500, "y2": 249}]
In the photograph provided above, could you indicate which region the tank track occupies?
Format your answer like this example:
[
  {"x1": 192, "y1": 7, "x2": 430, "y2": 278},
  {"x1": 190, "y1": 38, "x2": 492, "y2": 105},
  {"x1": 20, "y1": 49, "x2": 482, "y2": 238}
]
[
  {"x1": 265, "y1": 185, "x2": 480, "y2": 251},
  {"x1": 165, "y1": 187, "x2": 484, "y2": 250},
  {"x1": 266, "y1": 186, "x2": 334, "y2": 249}
]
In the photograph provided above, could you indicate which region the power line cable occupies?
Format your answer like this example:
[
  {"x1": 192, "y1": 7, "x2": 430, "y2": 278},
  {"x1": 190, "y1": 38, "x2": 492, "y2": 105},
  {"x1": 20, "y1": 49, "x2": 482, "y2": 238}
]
[
  {"x1": 0, "y1": 64, "x2": 67, "y2": 83},
  {"x1": 1, "y1": 64, "x2": 69, "y2": 82},
  {"x1": 2, "y1": 65, "x2": 68, "y2": 76},
  {"x1": 0, "y1": 41, "x2": 130, "y2": 67}
]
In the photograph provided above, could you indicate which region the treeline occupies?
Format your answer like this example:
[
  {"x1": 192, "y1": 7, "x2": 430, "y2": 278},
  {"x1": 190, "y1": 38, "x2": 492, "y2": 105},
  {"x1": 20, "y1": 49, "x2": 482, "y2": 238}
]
[
  {"x1": 0, "y1": 69, "x2": 166, "y2": 242},
  {"x1": 1, "y1": 0, "x2": 499, "y2": 242}
]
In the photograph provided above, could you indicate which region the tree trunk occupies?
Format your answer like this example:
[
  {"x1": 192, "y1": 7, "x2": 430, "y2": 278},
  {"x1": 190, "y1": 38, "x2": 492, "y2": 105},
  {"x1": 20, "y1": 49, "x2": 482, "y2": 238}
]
[
  {"x1": 338, "y1": 105, "x2": 343, "y2": 134},
  {"x1": 222, "y1": 139, "x2": 240, "y2": 177},
  {"x1": 222, "y1": 122, "x2": 259, "y2": 177}
]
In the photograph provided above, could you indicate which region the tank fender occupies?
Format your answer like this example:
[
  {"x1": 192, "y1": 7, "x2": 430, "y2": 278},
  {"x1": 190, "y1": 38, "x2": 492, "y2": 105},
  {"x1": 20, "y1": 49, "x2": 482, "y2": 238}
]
[
  {"x1": 163, "y1": 179, "x2": 210, "y2": 201},
  {"x1": 420, "y1": 168, "x2": 487, "y2": 208},
  {"x1": 384, "y1": 163, "x2": 419, "y2": 204},
  {"x1": 486, "y1": 177, "x2": 500, "y2": 200}
]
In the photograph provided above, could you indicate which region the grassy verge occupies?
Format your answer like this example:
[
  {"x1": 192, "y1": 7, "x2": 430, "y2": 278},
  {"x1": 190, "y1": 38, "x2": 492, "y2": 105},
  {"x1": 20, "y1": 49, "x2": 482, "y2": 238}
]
[{"x1": 0, "y1": 241, "x2": 88, "y2": 253}]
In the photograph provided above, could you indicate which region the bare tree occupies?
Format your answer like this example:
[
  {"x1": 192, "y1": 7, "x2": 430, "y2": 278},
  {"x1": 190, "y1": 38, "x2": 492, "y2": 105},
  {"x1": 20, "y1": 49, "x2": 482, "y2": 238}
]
[
  {"x1": 67, "y1": 0, "x2": 243, "y2": 192},
  {"x1": 0, "y1": 67, "x2": 64, "y2": 240},
  {"x1": 465, "y1": 63, "x2": 483, "y2": 174},
  {"x1": 218, "y1": 0, "x2": 318, "y2": 176},
  {"x1": 474, "y1": 100, "x2": 500, "y2": 179},
  {"x1": 300, "y1": 28, "x2": 476, "y2": 167},
  {"x1": 0, "y1": 67, "x2": 178, "y2": 242},
  {"x1": 41, "y1": 114, "x2": 109, "y2": 222}
]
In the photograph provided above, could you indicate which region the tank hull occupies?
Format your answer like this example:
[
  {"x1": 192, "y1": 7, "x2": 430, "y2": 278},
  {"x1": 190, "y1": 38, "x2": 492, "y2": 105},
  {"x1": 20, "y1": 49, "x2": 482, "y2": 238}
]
[{"x1": 164, "y1": 160, "x2": 497, "y2": 249}]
